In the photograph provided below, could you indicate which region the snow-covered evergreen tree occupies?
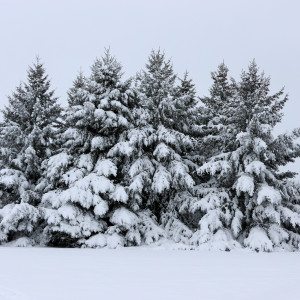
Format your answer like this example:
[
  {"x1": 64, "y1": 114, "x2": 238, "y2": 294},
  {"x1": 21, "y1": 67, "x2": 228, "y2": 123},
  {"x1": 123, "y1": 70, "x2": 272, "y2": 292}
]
[
  {"x1": 40, "y1": 51, "x2": 142, "y2": 248},
  {"x1": 200, "y1": 62, "x2": 237, "y2": 157},
  {"x1": 0, "y1": 59, "x2": 61, "y2": 245},
  {"x1": 190, "y1": 61, "x2": 300, "y2": 251},
  {"x1": 126, "y1": 51, "x2": 197, "y2": 243},
  {"x1": 171, "y1": 72, "x2": 200, "y2": 134},
  {"x1": 1, "y1": 51, "x2": 299, "y2": 251}
]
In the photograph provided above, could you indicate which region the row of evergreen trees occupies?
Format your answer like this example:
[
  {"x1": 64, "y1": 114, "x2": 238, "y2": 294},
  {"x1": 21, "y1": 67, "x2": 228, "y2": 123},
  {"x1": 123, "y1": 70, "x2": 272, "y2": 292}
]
[{"x1": 1, "y1": 50, "x2": 300, "y2": 251}]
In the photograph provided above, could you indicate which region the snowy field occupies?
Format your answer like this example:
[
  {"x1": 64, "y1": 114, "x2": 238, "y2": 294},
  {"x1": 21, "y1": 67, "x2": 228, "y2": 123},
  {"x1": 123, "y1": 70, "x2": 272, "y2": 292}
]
[{"x1": 0, "y1": 247, "x2": 299, "y2": 300}]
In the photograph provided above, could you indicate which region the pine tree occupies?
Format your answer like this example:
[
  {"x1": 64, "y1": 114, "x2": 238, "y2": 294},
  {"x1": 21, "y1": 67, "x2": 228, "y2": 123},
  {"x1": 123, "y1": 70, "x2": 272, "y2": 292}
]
[
  {"x1": 67, "y1": 71, "x2": 89, "y2": 107},
  {"x1": 175, "y1": 63, "x2": 238, "y2": 250},
  {"x1": 172, "y1": 72, "x2": 199, "y2": 134},
  {"x1": 190, "y1": 61, "x2": 300, "y2": 251},
  {"x1": 40, "y1": 51, "x2": 141, "y2": 248},
  {"x1": 126, "y1": 51, "x2": 197, "y2": 244},
  {"x1": 165, "y1": 72, "x2": 204, "y2": 234},
  {"x1": 200, "y1": 62, "x2": 237, "y2": 157},
  {"x1": 0, "y1": 59, "x2": 61, "y2": 245}
]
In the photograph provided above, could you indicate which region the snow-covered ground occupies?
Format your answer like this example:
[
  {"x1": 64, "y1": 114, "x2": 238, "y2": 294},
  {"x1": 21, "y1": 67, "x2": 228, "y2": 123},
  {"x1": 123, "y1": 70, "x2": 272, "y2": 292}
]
[{"x1": 0, "y1": 247, "x2": 299, "y2": 300}]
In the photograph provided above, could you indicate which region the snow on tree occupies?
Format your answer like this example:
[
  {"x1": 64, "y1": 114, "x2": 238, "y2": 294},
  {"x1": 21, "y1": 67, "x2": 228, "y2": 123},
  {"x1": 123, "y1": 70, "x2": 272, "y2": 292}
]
[
  {"x1": 173, "y1": 63, "x2": 238, "y2": 250},
  {"x1": 39, "y1": 50, "x2": 142, "y2": 248},
  {"x1": 172, "y1": 72, "x2": 203, "y2": 136},
  {"x1": 0, "y1": 59, "x2": 61, "y2": 245},
  {"x1": 126, "y1": 51, "x2": 197, "y2": 243},
  {"x1": 1, "y1": 52, "x2": 300, "y2": 251},
  {"x1": 200, "y1": 62, "x2": 237, "y2": 157},
  {"x1": 67, "y1": 71, "x2": 89, "y2": 107},
  {"x1": 190, "y1": 61, "x2": 300, "y2": 251}
]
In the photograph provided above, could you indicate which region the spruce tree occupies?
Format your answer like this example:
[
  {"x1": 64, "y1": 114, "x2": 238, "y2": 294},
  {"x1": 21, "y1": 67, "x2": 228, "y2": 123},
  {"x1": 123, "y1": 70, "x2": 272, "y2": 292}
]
[
  {"x1": 200, "y1": 62, "x2": 237, "y2": 157},
  {"x1": 165, "y1": 72, "x2": 204, "y2": 236},
  {"x1": 0, "y1": 59, "x2": 61, "y2": 245},
  {"x1": 191, "y1": 61, "x2": 300, "y2": 251},
  {"x1": 127, "y1": 51, "x2": 197, "y2": 244},
  {"x1": 40, "y1": 51, "x2": 141, "y2": 248},
  {"x1": 176, "y1": 63, "x2": 238, "y2": 250}
]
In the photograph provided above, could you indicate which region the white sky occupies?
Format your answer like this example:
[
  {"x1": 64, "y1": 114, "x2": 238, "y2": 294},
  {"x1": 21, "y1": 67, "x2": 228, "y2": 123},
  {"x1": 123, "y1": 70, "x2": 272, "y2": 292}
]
[{"x1": 0, "y1": 0, "x2": 299, "y2": 172}]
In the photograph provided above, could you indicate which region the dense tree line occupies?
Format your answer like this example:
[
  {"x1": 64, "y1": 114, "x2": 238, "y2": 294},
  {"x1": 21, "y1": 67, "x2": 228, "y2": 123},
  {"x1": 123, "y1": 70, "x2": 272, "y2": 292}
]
[{"x1": 0, "y1": 50, "x2": 300, "y2": 251}]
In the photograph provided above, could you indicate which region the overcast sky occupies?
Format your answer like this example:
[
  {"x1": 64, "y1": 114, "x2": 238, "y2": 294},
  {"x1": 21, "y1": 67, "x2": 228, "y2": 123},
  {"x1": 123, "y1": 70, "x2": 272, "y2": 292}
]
[{"x1": 0, "y1": 0, "x2": 299, "y2": 171}]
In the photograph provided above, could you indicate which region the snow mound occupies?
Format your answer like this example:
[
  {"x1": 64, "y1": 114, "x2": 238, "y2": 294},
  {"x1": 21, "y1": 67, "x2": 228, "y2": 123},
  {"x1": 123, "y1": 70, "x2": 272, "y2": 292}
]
[{"x1": 244, "y1": 226, "x2": 273, "y2": 252}]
